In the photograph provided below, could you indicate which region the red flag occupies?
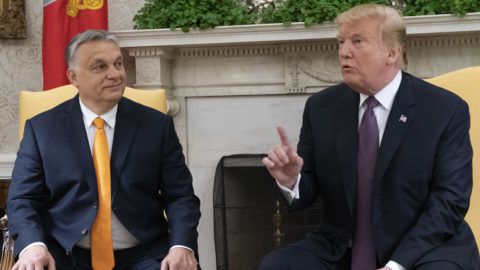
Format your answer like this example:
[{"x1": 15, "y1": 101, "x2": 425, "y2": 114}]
[{"x1": 42, "y1": 0, "x2": 108, "y2": 90}]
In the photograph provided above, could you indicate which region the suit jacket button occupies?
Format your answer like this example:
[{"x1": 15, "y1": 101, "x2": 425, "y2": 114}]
[
  {"x1": 93, "y1": 202, "x2": 98, "y2": 209},
  {"x1": 82, "y1": 228, "x2": 88, "y2": 235},
  {"x1": 66, "y1": 250, "x2": 70, "y2": 255}
]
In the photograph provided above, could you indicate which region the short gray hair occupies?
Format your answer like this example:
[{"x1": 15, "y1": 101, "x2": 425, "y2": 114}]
[{"x1": 65, "y1": 30, "x2": 118, "y2": 68}]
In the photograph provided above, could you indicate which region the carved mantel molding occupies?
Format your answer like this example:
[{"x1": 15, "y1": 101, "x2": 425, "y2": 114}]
[{"x1": 115, "y1": 13, "x2": 480, "y2": 47}]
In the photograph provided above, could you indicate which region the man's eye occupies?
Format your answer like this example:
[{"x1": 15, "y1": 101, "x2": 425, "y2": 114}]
[
  {"x1": 92, "y1": 64, "x2": 106, "y2": 71},
  {"x1": 115, "y1": 61, "x2": 123, "y2": 69},
  {"x1": 352, "y1": 39, "x2": 364, "y2": 48}
]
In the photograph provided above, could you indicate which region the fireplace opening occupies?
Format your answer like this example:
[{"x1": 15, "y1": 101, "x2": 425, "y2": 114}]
[{"x1": 213, "y1": 154, "x2": 324, "y2": 270}]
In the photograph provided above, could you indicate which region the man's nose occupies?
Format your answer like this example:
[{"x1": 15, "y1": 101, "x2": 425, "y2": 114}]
[
  {"x1": 106, "y1": 65, "x2": 120, "y2": 78},
  {"x1": 338, "y1": 42, "x2": 352, "y2": 58}
]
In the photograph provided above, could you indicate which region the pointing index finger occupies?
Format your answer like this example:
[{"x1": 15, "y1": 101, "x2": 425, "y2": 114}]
[{"x1": 277, "y1": 126, "x2": 292, "y2": 154}]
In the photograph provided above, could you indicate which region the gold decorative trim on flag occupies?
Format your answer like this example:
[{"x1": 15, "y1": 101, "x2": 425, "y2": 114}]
[{"x1": 67, "y1": 0, "x2": 104, "y2": 18}]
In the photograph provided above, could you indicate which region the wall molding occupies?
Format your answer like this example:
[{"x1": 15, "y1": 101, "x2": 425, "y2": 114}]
[
  {"x1": 408, "y1": 35, "x2": 480, "y2": 48},
  {"x1": 0, "y1": 154, "x2": 15, "y2": 180},
  {"x1": 114, "y1": 13, "x2": 480, "y2": 48}
]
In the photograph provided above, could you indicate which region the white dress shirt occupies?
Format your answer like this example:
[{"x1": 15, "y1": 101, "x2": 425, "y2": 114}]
[
  {"x1": 76, "y1": 100, "x2": 140, "y2": 249},
  {"x1": 277, "y1": 71, "x2": 406, "y2": 270},
  {"x1": 77, "y1": 99, "x2": 191, "y2": 253}
]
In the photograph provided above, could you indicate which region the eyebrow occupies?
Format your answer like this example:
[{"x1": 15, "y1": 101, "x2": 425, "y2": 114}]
[
  {"x1": 89, "y1": 59, "x2": 105, "y2": 67},
  {"x1": 336, "y1": 32, "x2": 365, "y2": 40},
  {"x1": 351, "y1": 33, "x2": 364, "y2": 39},
  {"x1": 89, "y1": 55, "x2": 123, "y2": 66}
]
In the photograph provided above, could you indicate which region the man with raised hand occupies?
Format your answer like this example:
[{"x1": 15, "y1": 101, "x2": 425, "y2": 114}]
[{"x1": 259, "y1": 4, "x2": 479, "y2": 270}]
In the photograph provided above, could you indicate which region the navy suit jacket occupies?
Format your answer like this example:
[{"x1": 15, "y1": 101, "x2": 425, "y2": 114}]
[
  {"x1": 7, "y1": 95, "x2": 200, "y2": 266},
  {"x1": 290, "y1": 72, "x2": 479, "y2": 269}
]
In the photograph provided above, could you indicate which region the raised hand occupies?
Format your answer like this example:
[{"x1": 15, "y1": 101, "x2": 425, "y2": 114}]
[{"x1": 262, "y1": 126, "x2": 303, "y2": 189}]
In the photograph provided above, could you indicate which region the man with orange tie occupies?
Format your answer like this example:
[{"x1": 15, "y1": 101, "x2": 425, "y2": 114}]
[{"x1": 7, "y1": 30, "x2": 200, "y2": 270}]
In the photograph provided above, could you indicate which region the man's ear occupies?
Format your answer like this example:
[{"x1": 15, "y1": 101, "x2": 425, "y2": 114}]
[
  {"x1": 386, "y1": 46, "x2": 400, "y2": 65},
  {"x1": 67, "y1": 69, "x2": 78, "y2": 86}
]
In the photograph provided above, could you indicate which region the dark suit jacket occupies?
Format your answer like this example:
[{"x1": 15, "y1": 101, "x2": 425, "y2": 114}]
[
  {"x1": 291, "y1": 72, "x2": 479, "y2": 269},
  {"x1": 6, "y1": 95, "x2": 201, "y2": 266}
]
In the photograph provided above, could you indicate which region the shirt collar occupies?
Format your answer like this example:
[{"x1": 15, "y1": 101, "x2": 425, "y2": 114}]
[
  {"x1": 359, "y1": 70, "x2": 402, "y2": 110},
  {"x1": 79, "y1": 98, "x2": 117, "y2": 128}
]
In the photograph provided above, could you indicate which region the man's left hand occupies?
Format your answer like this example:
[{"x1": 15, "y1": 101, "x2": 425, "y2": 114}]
[{"x1": 161, "y1": 247, "x2": 198, "y2": 270}]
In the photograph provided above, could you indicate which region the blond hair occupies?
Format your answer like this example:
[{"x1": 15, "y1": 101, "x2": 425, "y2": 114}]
[{"x1": 336, "y1": 4, "x2": 407, "y2": 68}]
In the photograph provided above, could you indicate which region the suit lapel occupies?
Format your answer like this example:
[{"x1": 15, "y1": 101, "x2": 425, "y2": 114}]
[
  {"x1": 61, "y1": 95, "x2": 98, "y2": 197},
  {"x1": 375, "y1": 73, "x2": 416, "y2": 182},
  {"x1": 336, "y1": 74, "x2": 417, "y2": 219},
  {"x1": 336, "y1": 88, "x2": 359, "y2": 218},
  {"x1": 372, "y1": 73, "x2": 416, "y2": 237},
  {"x1": 110, "y1": 98, "x2": 138, "y2": 198}
]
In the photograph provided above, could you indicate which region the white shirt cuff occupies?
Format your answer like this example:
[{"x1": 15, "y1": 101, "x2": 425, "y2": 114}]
[
  {"x1": 276, "y1": 174, "x2": 301, "y2": 204},
  {"x1": 19, "y1": 242, "x2": 47, "y2": 257},
  {"x1": 169, "y1": 245, "x2": 194, "y2": 254},
  {"x1": 386, "y1": 260, "x2": 406, "y2": 270}
]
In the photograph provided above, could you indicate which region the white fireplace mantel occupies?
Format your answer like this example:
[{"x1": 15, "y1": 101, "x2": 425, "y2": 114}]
[{"x1": 115, "y1": 13, "x2": 480, "y2": 48}]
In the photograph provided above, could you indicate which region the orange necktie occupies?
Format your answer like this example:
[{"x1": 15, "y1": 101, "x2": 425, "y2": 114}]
[{"x1": 91, "y1": 117, "x2": 115, "y2": 270}]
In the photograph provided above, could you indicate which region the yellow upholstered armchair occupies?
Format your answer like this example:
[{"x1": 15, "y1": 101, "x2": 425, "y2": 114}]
[
  {"x1": 0, "y1": 84, "x2": 166, "y2": 269},
  {"x1": 425, "y1": 66, "x2": 480, "y2": 243},
  {"x1": 17, "y1": 84, "x2": 167, "y2": 139}
]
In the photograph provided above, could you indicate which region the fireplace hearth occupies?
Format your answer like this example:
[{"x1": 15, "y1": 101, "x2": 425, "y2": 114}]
[{"x1": 213, "y1": 154, "x2": 324, "y2": 270}]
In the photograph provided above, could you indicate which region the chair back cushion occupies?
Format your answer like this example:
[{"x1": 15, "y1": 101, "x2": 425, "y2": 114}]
[
  {"x1": 425, "y1": 66, "x2": 480, "y2": 242},
  {"x1": 18, "y1": 85, "x2": 167, "y2": 140}
]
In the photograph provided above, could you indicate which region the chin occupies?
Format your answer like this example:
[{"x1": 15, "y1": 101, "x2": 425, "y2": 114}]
[
  {"x1": 343, "y1": 81, "x2": 365, "y2": 94},
  {"x1": 342, "y1": 77, "x2": 358, "y2": 87},
  {"x1": 106, "y1": 90, "x2": 124, "y2": 102}
]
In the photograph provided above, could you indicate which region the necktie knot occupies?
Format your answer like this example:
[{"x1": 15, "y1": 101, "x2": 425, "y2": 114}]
[
  {"x1": 93, "y1": 117, "x2": 105, "y2": 130},
  {"x1": 365, "y1": 96, "x2": 379, "y2": 110}
]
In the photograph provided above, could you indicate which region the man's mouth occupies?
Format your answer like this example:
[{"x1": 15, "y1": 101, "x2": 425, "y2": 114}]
[
  {"x1": 104, "y1": 83, "x2": 122, "y2": 89},
  {"x1": 341, "y1": 64, "x2": 354, "y2": 71}
]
